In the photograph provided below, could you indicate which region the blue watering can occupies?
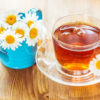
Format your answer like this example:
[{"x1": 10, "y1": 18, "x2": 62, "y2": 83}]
[{"x1": 0, "y1": 8, "x2": 42, "y2": 69}]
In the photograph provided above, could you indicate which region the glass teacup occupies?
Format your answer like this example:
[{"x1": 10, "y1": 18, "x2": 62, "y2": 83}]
[{"x1": 52, "y1": 14, "x2": 100, "y2": 75}]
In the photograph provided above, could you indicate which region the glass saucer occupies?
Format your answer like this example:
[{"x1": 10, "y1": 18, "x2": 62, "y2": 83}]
[{"x1": 36, "y1": 39, "x2": 100, "y2": 86}]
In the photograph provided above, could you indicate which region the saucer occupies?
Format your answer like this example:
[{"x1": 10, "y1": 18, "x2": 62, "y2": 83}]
[{"x1": 36, "y1": 38, "x2": 100, "y2": 86}]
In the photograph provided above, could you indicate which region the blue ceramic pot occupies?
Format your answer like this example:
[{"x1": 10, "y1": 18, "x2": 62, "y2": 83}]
[
  {"x1": 0, "y1": 41, "x2": 37, "y2": 69},
  {"x1": 0, "y1": 8, "x2": 42, "y2": 69}
]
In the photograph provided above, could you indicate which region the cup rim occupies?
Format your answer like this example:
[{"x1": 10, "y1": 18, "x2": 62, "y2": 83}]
[{"x1": 52, "y1": 14, "x2": 100, "y2": 51}]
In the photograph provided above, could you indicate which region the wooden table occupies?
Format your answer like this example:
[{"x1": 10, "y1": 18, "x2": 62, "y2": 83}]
[
  {"x1": 1, "y1": 63, "x2": 100, "y2": 100},
  {"x1": 0, "y1": 0, "x2": 100, "y2": 100},
  {"x1": 0, "y1": 64, "x2": 49, "y2": 100},
  {"x1": 1, "y1": 64, "x2": 100, "y2": 100}
]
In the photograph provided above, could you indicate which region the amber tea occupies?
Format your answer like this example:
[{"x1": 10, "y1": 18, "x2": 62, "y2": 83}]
[{"x1": 53, "y1": 22, "x2": 100, "y2": 71}]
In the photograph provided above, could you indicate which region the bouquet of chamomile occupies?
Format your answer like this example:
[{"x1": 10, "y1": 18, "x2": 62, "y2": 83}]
[{"x1": 0, "y1": 9, "x2": 46, "y2": 51}]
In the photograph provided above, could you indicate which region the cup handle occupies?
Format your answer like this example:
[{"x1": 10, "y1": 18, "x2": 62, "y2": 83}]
[
  {"x1": 0, "y1": 47, "x2": 7, "y2": 54},
  {"x1": 0, "y1": 47, "x2": 8, "y2": 62}
]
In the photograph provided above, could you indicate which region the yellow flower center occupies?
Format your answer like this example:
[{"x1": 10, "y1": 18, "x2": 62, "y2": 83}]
[
  {"x1": 5, "y1": 35, "x2": 15, "y2": 44},
  {"x1": 15, "y1": 29, "x2": 24, "y2": 38},
  {"x1": 6, "y1": 15, "x2": 16, "y2": 25},
  {"x1": 96, "y1": 60, "x2": 100, "y2": 70},
  {"x1": 29, "y1": 28, "x2": 38, "y2": 39},
  {"x1": 37, "y1": 39, "x2": 42, "y2": 46},
  {"x1": 27, "y1": 20, "x2": 34, "y2": 28},
  {"x1": 0, "y1": 27, "x2": 5, "y2": 34}
]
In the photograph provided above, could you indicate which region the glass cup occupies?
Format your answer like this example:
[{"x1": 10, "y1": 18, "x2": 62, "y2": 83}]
[{"x1": 52, "y1": 14, "x2": 100, "y2": 75}]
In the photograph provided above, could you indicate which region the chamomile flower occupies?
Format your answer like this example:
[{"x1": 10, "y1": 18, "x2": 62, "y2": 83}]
[
  {"x1": 23, "y1": 13, "x2": 38, "y2": 28},
  {"x1": 0, "y1": 11, "x2": 19, "y2": 25},
  {"x1": 0, "y1": 30, "x2": 22, "y2": 50},
  {"x1": 12, "y1": 21, "x2": 29, "y2": 41},
  {"x1": 0, "y1": 22, "x2": 7, "y2": 34},
  {"x1": 26, "y1": 23, "x2": 40, "y2": 46},
  {"x1": 89, "y1": 54, "x2": 100, "y2": 76}
]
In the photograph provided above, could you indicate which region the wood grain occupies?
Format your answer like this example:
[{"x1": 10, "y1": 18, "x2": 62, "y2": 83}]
[
  {"x1": 1, "y1": 63, "x2": 100, "y2": 100},
  {"x1": 0, "y1": 64, "x2": 35, "y2": 100},
  {"x1": 0, "y1": 0, "x2": 100, "y2": 100},
  {"x1": 0, "y1": 63, "x2": 48, "y2": 100}
]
